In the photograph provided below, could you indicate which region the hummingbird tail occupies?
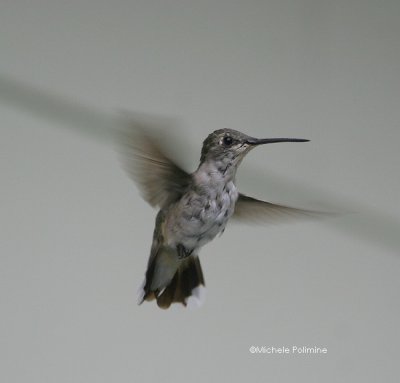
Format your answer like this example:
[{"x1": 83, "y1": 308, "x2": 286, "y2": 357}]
[{"x1": 138, "y1": 251, "x2": 205, "y2": 309}]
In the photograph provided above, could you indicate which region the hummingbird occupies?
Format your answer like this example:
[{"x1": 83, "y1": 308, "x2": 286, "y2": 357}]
[{"x1": 119, "y1": 117, "x2": 315, "y2": 309}]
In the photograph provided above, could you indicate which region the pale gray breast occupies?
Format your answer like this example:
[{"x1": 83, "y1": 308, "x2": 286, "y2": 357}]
[{"x1": 168, "y1": 181, "x2": 238, "y2": 249}]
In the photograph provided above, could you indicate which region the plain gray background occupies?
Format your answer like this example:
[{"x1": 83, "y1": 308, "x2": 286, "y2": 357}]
[{"x1": 1, "y1": 1, "x2": 400, "y2": 382}]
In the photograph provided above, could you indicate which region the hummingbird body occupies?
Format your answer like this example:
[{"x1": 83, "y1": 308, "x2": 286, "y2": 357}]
[
  {"x1": 138, "y1": 156, "x2": 240, "y2": 308},
  {"x1": 165, "y1": 162, "x2": 239, "y2": 251},
  {"x1": 121, "y1": 122, "x2": 312, "y2": 309}
]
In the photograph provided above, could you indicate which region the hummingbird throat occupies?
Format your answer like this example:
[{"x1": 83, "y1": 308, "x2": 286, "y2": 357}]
[{"x1": 196, "y1": 155, "x2": 239, "y2": 185}]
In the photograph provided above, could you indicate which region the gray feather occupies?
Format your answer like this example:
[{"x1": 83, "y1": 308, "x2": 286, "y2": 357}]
[
  {"x1": 233, "y1": 193, "x2": 329, "y2": 224},
  {"x1": 117, "y1": 116, "x2": 191, "y2": 209}
]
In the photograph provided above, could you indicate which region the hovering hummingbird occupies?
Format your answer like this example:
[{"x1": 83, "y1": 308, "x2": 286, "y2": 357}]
[{"x1": 120, "y1": 118, "x2": 316, "y2": 309}]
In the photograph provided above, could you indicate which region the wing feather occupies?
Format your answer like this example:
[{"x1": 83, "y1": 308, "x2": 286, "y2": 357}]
[
  {"x1": 118, "y1": 117, "x2": 191, "y2": 209},
  {"x1": 233, "y1": 193, "x2": 328, "y2": 224}
]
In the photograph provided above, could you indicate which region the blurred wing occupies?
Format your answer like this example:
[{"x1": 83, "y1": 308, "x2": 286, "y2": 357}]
[
  {"x1": 118, "y1": 118, "x2": 191, "y2": 209},
  {"x1": 233, "y1": 193, "x2": 327, "y2": 224}
]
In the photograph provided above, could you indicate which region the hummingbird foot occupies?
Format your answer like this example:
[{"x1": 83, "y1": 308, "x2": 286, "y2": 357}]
[{"x1": 177, "y1": 243, "x2": 194, "y2": 259}]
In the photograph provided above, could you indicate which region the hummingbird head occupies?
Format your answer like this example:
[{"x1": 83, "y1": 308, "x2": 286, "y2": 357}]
[{"x1": 199, "y1": 128, "x2": 309, "y2": 170}]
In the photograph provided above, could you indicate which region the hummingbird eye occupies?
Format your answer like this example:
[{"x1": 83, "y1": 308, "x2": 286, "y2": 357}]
[{"x1": 222, "y1": 136, "x2": 233, "y2": 146}]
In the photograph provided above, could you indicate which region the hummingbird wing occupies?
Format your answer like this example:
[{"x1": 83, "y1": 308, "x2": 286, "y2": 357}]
[
  {"x1": 117, "y1": 117, "x2": 191, "y2": 209},
  {"x1": 233, "y1": 193, "x2": 326, "y2": 224}
]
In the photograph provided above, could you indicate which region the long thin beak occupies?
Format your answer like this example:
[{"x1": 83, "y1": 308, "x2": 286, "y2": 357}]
[{"x1": 246, "y1": 137, "x2": 310, "y2": 145}]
